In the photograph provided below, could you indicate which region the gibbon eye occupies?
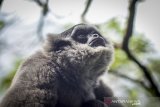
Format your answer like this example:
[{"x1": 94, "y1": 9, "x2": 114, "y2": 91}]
[
  {"x1": 72, "y1": 31, "x2": 88, "y2": 44},
  {"x1": 53, "y1": 40, "x2": 71, "y2": 52},
  {"x1": 74, "y1": 34, "x2": 88, "y2": 43},
  {"x1": 77, "y1": 34, "x2": 86, "y2": 39},
  {"x1": 76, "y1": 35, "x2": 88, "y2": 43}
]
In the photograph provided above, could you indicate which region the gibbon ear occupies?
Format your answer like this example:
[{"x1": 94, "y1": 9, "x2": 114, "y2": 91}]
[
  {"x1": 45, "y1": 34, "x2": 61, "y2": 46},
  {"x1": 46, "y1": 33, "x2": 58, "y2": 42},
  {"x1": 43, "y1": 34, "x2": 59, "y2": 52},
  {"x1": 44, "y1": 34, "x2": 71, "y2": 52}
]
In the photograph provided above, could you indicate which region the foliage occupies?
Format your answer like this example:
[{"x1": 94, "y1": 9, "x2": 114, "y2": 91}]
[
  {"x1": 111, "y1": 49, "x2": 129, "y2": 69},
  {"x1": 104, "y1": 17, "x2": 160, "y2": 98},
  {"x1": 0, "y1": 60, "x2": 21, "y2": 92},
  {"x1": 148, "y1": 58, "x2": 160, "y2": 74},
  {"x1": 130, "y1": 34, "x2": 153, "y2": 54},
  {"x1": 0, "y1": 20, "x2": 5, "y2": 30},
  {"x1": 107, "y1": 18, "x2": 125, "y2": 36}
]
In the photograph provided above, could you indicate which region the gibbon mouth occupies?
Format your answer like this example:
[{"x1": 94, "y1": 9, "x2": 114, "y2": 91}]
[{"x1": 89, "y1": 37, "x2": 106, "y2": 47}]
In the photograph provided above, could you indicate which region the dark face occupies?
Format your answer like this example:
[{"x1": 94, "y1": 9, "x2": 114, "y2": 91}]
[
  {"x1": 71, "y1": 24, "x2": 107, "y2": 47},
  {"x1": 50, "y1": 24, "x2": 108, "y2": 52}
]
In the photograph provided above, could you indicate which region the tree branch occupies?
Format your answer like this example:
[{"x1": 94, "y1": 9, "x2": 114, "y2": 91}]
[
  {"x1": 81, "y1": 0, "x2": 93, "y2": 23},
  {"x1": 0, "y1": 0, "x2": 4, "y2": 10},
  {"x1": 122, "y1": 0, "x2": 160, "y2": 96},
  {"x1": 29, "y1": 0, "x2": 49, "y2": 41}
]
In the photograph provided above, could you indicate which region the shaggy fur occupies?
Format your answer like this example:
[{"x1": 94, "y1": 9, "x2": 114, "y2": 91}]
[{"x1": 0, "y1": 24, "x2": 120, "y2": 107}]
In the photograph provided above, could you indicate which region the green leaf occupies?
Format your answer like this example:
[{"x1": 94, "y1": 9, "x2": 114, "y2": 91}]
[{"x1": 0, "y1": 20, "x2": 5, "y2": 29}]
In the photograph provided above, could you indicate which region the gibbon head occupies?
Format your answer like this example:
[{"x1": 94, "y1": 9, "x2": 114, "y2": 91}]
[{"x1": 43, "y1": 24, "x2": 114, "y2": 78}]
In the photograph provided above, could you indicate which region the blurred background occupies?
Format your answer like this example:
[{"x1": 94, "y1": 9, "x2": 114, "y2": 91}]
[{"x1": 0, "y1": 0, "x2": 160, "y2": 107}]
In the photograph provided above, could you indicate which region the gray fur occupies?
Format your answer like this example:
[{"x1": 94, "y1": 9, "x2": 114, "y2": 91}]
[{"x1": 0, "y1": 24, "x2": 117, "y2": 107}]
